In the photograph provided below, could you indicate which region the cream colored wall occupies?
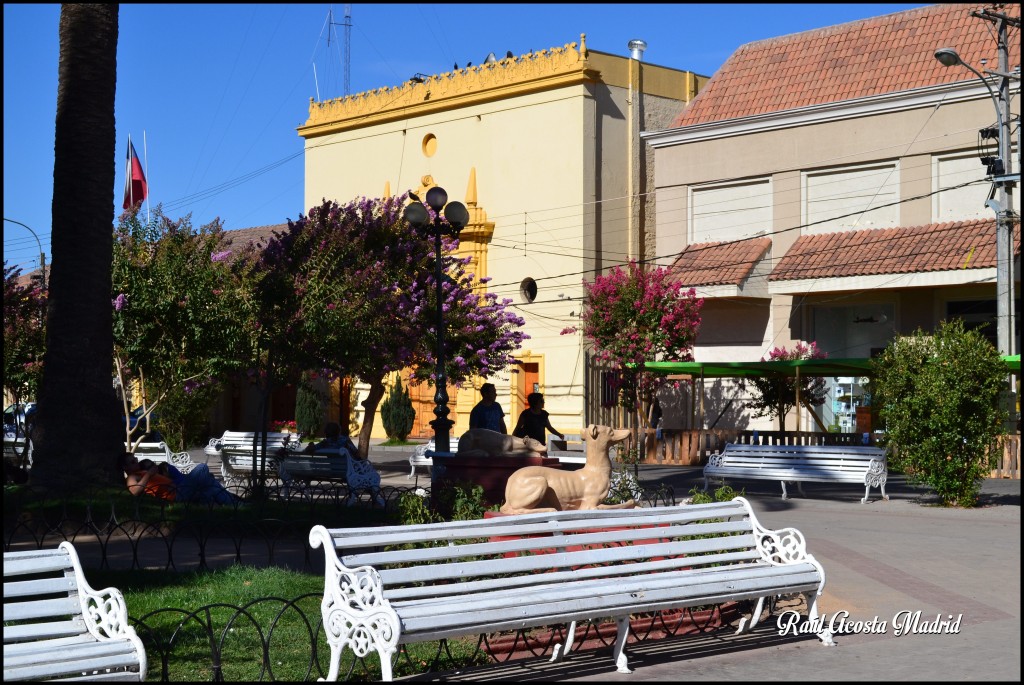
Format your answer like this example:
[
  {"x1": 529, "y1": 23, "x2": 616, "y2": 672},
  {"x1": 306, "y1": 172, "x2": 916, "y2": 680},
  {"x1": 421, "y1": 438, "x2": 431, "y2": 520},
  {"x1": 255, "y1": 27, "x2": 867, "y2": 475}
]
[{"x1": 303, "y1": 87, "x2": 596, "y2": 438}]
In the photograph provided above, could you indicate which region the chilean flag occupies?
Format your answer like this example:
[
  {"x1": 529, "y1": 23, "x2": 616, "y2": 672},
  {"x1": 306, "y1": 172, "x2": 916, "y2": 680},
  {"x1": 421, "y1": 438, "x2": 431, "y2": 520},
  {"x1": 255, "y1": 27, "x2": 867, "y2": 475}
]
[{"x1": 122, "y1": 139, "x2": 148, "y2": 210}]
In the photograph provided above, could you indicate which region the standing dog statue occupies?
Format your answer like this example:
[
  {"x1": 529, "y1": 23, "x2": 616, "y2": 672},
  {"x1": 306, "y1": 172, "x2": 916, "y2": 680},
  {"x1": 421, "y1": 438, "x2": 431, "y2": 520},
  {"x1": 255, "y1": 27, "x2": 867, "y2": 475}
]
[{"x1": 500, "y1": 424, "x2": 635, "y2": 514}]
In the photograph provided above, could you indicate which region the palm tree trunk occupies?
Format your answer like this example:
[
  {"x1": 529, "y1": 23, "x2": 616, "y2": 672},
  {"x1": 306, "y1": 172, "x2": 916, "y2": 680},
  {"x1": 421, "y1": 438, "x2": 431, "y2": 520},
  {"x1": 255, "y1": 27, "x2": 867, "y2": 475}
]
[{"x1": 31, "y1": 5, "x2": 121, "y2": 490}]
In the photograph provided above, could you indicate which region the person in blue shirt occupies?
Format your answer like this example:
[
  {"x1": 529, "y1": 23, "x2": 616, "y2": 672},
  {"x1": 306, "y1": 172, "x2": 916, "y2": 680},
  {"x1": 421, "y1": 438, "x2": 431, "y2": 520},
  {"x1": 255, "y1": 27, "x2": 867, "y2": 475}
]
[{"x1": 468, "y1": 383, "x2": 506, "y2": 434}]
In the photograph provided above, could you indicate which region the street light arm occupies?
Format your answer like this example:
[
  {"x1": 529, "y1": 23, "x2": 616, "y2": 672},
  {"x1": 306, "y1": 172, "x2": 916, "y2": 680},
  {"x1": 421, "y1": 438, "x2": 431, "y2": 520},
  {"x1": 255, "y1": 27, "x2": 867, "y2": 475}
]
[
  {"x1": 952, "y1": 59, "x2": 1004, "y2": 131},
  {"x1": 3, "y1": 217, "x2": 47, "y2": 288}
]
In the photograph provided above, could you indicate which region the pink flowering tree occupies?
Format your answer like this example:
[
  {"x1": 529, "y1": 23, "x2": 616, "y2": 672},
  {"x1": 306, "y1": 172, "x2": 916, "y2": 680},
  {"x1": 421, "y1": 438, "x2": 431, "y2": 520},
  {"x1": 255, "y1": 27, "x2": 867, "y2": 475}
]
[
  {"x1": 567, "y1": 260, "x2": 703, "y2": 438},
  {"x1": 3, "y1": 263, "x2": 47, "y2": 451},
  {"x1": 112, "y1": 208, "x2": 252, "y2": 451},
  {"x1": 745, "y1": 341, "x2": 828, "y2": 431},
  {"x1": 240, "y1": 196, "x2": 527, "y2": 460}
]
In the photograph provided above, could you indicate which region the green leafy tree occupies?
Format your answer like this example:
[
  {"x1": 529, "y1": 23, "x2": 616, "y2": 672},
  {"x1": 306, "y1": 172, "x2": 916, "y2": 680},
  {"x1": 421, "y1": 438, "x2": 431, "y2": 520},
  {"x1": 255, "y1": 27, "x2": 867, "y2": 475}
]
[
  {"x1": 295, "y1": 373, "x2": 326, "y2": 439},
  {"x1": 112, "y1": 208, "x2": 252, "y2": 451},
  {"x1": 381, "y1": 375, "x2": 416, "y2": 442},
  {"x1": 870, "y1": 319, "x2": 1007, "y2": 507},
  {"x1": 746, "y1": 342, "x2": 828, "y2": 431}
]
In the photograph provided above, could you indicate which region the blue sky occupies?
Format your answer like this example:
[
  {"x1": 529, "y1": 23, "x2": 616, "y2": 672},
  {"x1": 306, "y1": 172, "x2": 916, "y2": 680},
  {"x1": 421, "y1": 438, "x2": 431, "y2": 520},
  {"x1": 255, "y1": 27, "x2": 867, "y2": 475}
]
[{"x1": 2, "y1": 3, "x2": 928, "y2": 272}]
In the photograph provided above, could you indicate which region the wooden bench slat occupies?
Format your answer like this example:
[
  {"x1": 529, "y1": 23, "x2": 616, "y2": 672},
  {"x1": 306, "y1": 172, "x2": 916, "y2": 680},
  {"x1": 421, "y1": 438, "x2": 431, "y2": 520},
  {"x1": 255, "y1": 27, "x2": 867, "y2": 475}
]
[
  {"x1": 397, "y1": 563, "x2": 820, "y2": 621},
  {"x1": 4, "y1": 619, "x2": 88, "y2": 643},
  {"x1": 3, "y1": 543, "x2": 146, "y2": 682},
  {"x1": 356, "y1": 520, "x2": 757, "y2": 573}
]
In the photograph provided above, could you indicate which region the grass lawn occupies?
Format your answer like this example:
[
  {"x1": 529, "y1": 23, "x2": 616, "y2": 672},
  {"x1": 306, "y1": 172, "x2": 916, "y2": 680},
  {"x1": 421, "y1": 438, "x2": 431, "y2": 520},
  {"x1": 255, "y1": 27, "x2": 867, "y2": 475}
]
[{"x1": 90, "y1": 565, "x2": 486, "y2": 681}]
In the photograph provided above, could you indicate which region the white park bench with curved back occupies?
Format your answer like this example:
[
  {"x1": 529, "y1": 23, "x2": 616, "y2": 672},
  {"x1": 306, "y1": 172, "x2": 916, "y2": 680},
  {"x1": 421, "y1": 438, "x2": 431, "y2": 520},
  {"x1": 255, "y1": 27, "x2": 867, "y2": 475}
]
[
  {"x1": 704, "y1": 443, "x2": 888, "y2": 503},
  {"x1": 309, "y1": 497, "x2": 832, "y2": 681},
  {"x1": 3, "y1": 542, "x2": 147, "y2": 682},
  {"x1": 214, "y1": 431, "x2": 298, "y2": 486},
  {"x1": 130, "y1": 440, "x2": 198, "y2": 474}
]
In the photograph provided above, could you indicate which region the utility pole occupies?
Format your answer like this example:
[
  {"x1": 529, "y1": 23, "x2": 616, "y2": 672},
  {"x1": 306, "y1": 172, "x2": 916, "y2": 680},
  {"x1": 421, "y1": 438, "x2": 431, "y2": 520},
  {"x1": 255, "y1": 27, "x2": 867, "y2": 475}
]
[{"x1": 972, "y1": 7, "x2": 1019, "y2": 360}]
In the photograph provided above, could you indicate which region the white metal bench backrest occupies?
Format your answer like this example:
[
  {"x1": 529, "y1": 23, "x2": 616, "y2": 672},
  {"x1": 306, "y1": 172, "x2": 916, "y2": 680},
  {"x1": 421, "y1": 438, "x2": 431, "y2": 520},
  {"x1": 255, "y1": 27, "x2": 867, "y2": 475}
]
[
  {"x1": 313, "y1": 500, "x2": 796, "y2": 601},
  {"x1": 4, "y1": 542, "x2": 147, "y2": 682},
  {"x1": 719, "y1": 444, "x2": 884, "y2": 481}
]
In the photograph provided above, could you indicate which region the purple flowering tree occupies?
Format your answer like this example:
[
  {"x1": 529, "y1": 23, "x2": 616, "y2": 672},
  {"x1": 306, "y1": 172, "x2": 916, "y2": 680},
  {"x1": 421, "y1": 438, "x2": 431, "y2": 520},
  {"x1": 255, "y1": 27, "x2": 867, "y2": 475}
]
[
  {"x1": 112, "y1": 208, "x2": 251, "y2": 451},
  {"x1": 567, "y1": 260, "x2": 703, "y2": 442},
  {"x1": 240, "y1": 196, "x2": 527, "y2": 459},
  {"x1": 3, "y1": 263, "x2": 47, "y2": 449},
  {"x1": 745, "y1": 342, "x2": 829, "y2": 431}
]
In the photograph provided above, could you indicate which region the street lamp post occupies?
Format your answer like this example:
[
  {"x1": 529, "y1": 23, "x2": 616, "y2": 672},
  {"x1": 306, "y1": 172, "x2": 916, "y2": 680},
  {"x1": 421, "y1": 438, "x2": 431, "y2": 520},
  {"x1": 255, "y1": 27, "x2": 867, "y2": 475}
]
[
  {"x1": 403, "y1": 186, "x2": 469, "y2": 454},
  {"x1": 935, "y1": 11, "x2": 1019, "y2": 359}
]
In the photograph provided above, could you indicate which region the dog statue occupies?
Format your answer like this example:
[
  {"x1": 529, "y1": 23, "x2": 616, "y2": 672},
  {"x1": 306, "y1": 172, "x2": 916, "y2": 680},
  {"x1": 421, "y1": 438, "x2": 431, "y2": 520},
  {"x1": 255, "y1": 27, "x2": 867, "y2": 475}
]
[
  {"x1": 456, "y1": 429, "x2": 548, "y2": 458},
  {"x1": 499, "y1": 423, "x2": 635, "y2": 514}
]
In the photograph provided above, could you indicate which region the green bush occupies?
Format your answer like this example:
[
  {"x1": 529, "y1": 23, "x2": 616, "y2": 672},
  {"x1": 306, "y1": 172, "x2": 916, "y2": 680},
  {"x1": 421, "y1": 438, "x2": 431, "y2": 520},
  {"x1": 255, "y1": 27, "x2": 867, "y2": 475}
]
[
  {"x1": 870, "y1": 319, "x2": 1007, "y2": 507},
  {"x1": 688, "y1": 484, "x2": 743, "y2": 504},
  {"x1": 294, "y1": 374, "x2": 326, "y2": 439},
  {"x1": 381, "y1": 376, "x2": 416, "y2": 442}
]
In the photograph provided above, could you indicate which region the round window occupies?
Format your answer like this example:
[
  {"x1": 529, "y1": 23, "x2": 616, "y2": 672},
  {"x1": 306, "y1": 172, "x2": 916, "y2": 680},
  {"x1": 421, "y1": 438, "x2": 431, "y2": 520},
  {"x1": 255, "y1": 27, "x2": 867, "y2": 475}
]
[
  {"x1": 520, "y1": 277, "x2": 538, "y2": 303},
  {"x1": 422, "y1": 133, "x2": 437, "y2": 157}
]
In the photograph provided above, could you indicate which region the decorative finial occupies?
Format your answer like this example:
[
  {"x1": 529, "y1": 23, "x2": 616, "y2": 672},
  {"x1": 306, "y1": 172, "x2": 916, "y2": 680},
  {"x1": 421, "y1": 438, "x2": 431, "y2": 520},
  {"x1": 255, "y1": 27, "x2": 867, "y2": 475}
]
[
  {"x1": 580, "y1": 34, "x2": 587, "y2": 56},
  {"x1": 465, "y1": 167, "x2": 478, "y2": 206}
]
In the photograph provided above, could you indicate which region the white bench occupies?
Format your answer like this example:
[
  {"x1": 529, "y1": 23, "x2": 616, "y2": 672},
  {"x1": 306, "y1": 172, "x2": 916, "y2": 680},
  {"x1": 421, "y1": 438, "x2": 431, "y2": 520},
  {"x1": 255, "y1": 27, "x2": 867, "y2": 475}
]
[
  {"x1": 704, "y1": 443, "x2": 888, "y2": 503},
  {"x1": 130, "y1": 441, "x2": 198, "y2": 474},
  {"x1": 211, "y1": 431, "x2": 298, "y2": 485},
  {"x1": 278, "y1": 451, "x2": 349, "y2": 495},
  {"x1": 3, "y1": 431, "x2": 33, "y2": 468},
  {"x1": 3, "y1": 541, "x2": 147, "y2": 682},
  {"x1": 407, "y1": 435, "x2": 463, "y2": 483},
  {"x1": 309, "y1": 497, "x2": 832, "y2": 681}
]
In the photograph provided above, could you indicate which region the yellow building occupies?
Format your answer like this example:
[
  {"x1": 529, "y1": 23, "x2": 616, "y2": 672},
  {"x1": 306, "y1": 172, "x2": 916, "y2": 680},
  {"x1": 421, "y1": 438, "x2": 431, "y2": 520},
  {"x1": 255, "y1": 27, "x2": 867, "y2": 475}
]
[{"x1": 298, "y1": 36, "x2": 706, "y2": 439}]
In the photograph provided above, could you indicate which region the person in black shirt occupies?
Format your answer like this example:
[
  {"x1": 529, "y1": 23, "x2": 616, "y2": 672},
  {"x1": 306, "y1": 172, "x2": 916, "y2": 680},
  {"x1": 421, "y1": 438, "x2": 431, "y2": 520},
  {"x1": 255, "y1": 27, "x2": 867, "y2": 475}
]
[{"x1": 512, "y1": 392, "x2": 564, "y2": 446}]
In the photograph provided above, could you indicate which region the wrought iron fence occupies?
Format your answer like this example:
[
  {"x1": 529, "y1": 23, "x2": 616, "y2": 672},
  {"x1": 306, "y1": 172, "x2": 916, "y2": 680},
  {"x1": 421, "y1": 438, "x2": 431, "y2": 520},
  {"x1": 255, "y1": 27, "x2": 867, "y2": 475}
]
[{"x1": 129, "y1": 596, "x2": 742, "y2": 681}]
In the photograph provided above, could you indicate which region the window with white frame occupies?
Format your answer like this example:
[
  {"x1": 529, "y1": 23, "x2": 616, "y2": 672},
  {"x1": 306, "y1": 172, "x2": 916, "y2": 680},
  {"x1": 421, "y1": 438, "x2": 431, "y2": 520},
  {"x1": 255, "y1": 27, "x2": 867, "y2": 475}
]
[
  {"x1": 689, "y1": 178, "x2": 771, "y2": 244},
  {"x1": 933, "y1": 151, "x2": 991, "y2": 222},
  {"x1": 803, "y1": 162, "x2": 900, "y2": 234},
  {"x1": 933, "y1": 148, "x2": 1020, "y2": 222}
]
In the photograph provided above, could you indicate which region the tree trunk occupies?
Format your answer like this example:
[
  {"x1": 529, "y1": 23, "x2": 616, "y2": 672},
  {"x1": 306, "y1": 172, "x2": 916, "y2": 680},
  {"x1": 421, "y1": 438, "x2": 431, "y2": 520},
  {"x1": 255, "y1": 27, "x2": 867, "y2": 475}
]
[
  {"x1": 356, "y1": 377, "x2": 386, "y2": 460},
  {"x1": 32, "y1": 5, "x2": 121, "y2": 490}
]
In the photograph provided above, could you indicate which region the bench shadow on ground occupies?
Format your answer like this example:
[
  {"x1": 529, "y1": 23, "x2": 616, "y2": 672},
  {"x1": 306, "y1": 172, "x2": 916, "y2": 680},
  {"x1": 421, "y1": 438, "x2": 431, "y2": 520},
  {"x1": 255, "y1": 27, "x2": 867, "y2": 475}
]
[{"x1": 407, "y1": 625, "x2": 822, "y2": 682}]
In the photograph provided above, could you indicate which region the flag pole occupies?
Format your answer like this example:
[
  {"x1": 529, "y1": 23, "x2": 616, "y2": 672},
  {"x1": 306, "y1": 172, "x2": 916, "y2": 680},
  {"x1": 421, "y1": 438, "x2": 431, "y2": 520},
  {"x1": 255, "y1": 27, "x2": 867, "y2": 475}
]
[
  {"x1": 126, "y1": 133, "x2": 133, "y2": 209},
  {"x1": 143, "y1": 130, "x2": 150, "y2": 223}
]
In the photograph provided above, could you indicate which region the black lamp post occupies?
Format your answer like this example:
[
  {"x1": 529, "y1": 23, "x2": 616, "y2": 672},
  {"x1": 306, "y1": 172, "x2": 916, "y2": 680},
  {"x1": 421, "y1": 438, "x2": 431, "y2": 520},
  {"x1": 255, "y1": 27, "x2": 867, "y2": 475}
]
[{"x1": 403, "y1": 186, "x2": 469, "y2": 454}]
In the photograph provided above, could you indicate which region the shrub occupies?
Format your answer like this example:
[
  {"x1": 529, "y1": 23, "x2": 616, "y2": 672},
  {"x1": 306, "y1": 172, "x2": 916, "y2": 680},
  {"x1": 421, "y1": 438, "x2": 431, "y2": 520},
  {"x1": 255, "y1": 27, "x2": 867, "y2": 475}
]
[
  {"x1": 381, "y1": 376, "x2": 416, "y2": 442},
  {"x1": 294, "y1": 375, "x2": 325, "y2": 439},
  {"x1": 870, "y1": 319, "x2": 1007, "y2": 507}
]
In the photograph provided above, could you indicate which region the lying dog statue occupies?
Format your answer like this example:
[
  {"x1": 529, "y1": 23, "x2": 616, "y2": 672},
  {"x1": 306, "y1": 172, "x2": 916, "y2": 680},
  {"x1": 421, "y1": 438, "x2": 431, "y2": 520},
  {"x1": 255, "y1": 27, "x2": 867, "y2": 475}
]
[
  {"x1": 500, "y1": 423, "x2": 635, "y2": 514},
  {"x1": 456, "y1": 429, "x2": 548, "y2": 458}
]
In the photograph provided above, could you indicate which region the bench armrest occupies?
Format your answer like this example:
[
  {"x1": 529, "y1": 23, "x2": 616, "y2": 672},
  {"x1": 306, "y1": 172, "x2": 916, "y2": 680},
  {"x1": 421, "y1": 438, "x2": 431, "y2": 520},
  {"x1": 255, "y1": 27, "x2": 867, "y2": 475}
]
[
  {"x1": 57, "y1": 542, "x2": 149, "y2": 677},
  {"x1": 308, "y1": 526, "x2": 400, "y2": 674},
  {"x1": 864, "y1": 458, "x2": 887, "y2": 488}
]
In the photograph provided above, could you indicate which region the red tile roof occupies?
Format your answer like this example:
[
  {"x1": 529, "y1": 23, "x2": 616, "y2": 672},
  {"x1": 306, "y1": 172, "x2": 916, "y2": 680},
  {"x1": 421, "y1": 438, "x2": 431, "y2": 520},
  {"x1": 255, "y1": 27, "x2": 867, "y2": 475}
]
[
  {"x1": 769, "y1": 218, "x2": 1020, "y2": 281},
  {"x1": 668, "y1": 237, "x2": 771, "y2": 287},
  {"x1": 674, "y1": 4, "x2": 1021, "y2": 127},
  {"x1": 222, "y1": 223, "x2": 289, "y2": 252}
]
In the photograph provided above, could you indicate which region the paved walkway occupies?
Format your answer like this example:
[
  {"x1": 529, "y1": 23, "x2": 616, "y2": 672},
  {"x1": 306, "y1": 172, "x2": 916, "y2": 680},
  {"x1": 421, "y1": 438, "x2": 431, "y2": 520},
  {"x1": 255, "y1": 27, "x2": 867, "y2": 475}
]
[{"x1": 191, "y1": 443, "x2": 1021, "y2": 682}]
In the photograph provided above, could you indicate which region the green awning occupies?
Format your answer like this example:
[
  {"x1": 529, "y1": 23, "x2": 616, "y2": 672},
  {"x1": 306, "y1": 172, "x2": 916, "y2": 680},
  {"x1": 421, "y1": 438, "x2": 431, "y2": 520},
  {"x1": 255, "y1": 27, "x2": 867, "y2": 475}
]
[{"x1": 642, "y1": 355, "x2": 1020, "y2": 377}]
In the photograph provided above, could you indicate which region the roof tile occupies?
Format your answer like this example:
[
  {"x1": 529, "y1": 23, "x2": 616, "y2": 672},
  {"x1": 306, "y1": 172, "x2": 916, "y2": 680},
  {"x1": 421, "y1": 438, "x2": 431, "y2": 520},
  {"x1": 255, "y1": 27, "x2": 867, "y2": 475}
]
[
  {"x1": 674, "y1": 4, "x2": 1021, "y2": 127},
  {"x1": 769, "y1": 219, "x2": 1021, "y2": 281},
  {"x1": 668, "y1": 237, "x2": 772, "y2": 287}
]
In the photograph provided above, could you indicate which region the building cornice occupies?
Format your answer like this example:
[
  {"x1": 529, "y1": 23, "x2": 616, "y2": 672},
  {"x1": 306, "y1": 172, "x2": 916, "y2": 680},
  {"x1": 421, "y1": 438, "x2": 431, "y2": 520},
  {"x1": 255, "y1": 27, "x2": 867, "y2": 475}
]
[
  {"x1": 767, "y1": 268, "x2": 998, "y2": 296},
  {"x1": 644, "y1": 80, "x2": 1015, "y2": 148},
  {"x1": 298, "y1": 38, "x2": 600, "y2": 139}
]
